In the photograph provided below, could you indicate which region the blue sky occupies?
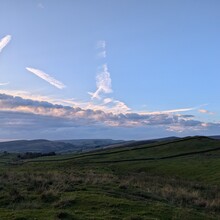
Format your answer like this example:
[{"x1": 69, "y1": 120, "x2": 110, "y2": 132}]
[{"x1": 0, "y1": 0, "x2": 219, "y2": 140}]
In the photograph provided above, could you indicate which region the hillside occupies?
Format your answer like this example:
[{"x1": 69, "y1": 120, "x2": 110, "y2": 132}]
[
  {"x1": 0, "y1": 136, "x2": 220, "y2": 219},
  {"x1": 0, "y1": 139, "x2": 125, "y2": 154},
  {"x1": 210, "y1": 135, "x2": 220, "y2": 140},
  {"x1": 0, "y1": 137, "x2": 180, "y2": 154}
]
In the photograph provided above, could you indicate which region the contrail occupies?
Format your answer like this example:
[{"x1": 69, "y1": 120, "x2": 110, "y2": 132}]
[
  {"x1": 97, "y1": 40, "x2": 106, "y2": 58},
  {"x1": 89, "y1": 64, "x2": 112, "y2": 99},
  {"x1": 0, "y1": 35, "x2": 11, "y2": 53},
  {"x1": 26, "y1": 67, "x2": 66, "y2": 89},
  {"x1": 0, "y1": 82, "x2": 9, "y2": 86},
  {"x1": 139, "y1": 107, "x2": 196, "y2": 115}
]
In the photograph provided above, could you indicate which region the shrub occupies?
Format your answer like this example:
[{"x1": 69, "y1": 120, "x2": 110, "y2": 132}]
[
  {"x1": 56, "y1": 211, "x2": 76, "y2": 220},
  {"x1": 9, "y1": 188, "x2": 24, "y2": 203},
  {"x1": 54, "y1": 198, "x2": 76, "y2": 208},
  {"x1": 40, "y1": 190, "x2": 59, "y2": 203}
]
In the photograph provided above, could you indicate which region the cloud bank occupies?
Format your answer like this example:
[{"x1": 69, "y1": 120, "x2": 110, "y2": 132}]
[
  {"x1": 0, "y1": 93, "x2": 219, "y2": 133},
  {"x1": 26, "y1": 67, "x2": 66, "y2": 89}
]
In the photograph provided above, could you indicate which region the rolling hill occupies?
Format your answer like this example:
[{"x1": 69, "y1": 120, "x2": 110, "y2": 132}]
[
  {"x1": 0, "y1": 139, "x2": 125, "y2": 154},
  {"x1": 0, "y1": 137, "x2": 179, "y2": 154},
  {"x1": 0, "y1": 136, "x2": 220, "y2": 219}
]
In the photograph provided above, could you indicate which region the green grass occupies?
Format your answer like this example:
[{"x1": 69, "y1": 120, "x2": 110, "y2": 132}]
[{"x1": 1, "y1": 136, "x2": 220, "y2": 219}]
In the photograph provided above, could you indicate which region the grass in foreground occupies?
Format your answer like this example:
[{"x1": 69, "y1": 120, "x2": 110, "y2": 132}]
[{"x1": 0, "y1": 136, "x2": 220, "y2": 219}]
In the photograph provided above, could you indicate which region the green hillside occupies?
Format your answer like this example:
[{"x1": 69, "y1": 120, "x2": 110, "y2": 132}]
[{"x1": 1, "y1": 136, "x2": 220, "y2": 219}]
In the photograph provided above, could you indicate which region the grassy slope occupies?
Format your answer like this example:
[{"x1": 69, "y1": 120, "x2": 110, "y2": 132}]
[{"x1": 0, "y1": 137, "x2": 220, "y2": 219}]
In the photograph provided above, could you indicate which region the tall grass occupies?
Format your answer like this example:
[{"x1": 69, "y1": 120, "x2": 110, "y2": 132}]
[{"x1": 1, "y1": 169, "x2": 220, "y2": 213}]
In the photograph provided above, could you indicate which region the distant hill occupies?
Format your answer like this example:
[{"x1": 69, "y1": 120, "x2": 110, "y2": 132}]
[
  {"x1": 0, "y1": 136, "x2": 218, "y2": 154},
  {"x1": 210, "y1": 135, "x2": 220, "y2": 140},
  {"x1": 58, "y1": 139, "x2": 125, "y2": 150},
  {"x1": 99, "y1": 136, "x2": 180, "y2": 150},
  {"x1": 0, "y1": 139, "x2": 125, "y2": 154},
  {"x1": 0, "y1": 140, "x2": 74, "y2": 153}
]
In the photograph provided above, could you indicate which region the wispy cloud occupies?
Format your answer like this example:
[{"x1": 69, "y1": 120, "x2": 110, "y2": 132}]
[
  {"x1": 92, "y1": 40, "x2": 196, "y2": 115},
  {"x1": 100, "y1": 98, "x2": 131, "y2": 113},
  {"x1": 199, "y1": 109, "x2": 214, "y2": 115},
  {"x1": 89, "y1": 64, "x2": 112, "y2": 99},
  {"x1": 0, "y1": 35, "x2": 11, "y2": 53},
  {"x1": 139, "y1": 107, "x2": 196, "y2": 115},
  {"x1": 0, "y1": 82, "x2": 9, "y2": 86},
  {"x1": 98, "y1": 51, "x2": 106, "y2": 58},
  {"x1": 37, "y1": 3, "x2": 45, "y2": 9},
  {"x1": 97, "y1": 40, "x2": 106, "y2": 58},
  {"x1": 97, "y1": 40, "x2": 106, "y2": 50},
  {"x1": 26, "y1": 67, "x2": 66, "y2": 89}
]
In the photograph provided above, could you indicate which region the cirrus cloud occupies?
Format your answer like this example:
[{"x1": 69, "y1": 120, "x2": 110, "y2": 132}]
[
  {"x1": 199, "y1": 109, "x2": 214, "y2": 115},
  {"x1": 0, "y1": 35, "x2": 11, "y2": 53},
  {"x1": 0, "y1": 82, "x2": 9, "y2": 86},
  {"x1": 89, "y1": 64, "x2": 112, "y2": 99},
  {"x1": 26, "y1": 67, "x2": 66, "y2": 89}
]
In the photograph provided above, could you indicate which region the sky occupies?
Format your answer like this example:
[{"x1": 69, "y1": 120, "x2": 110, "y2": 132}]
[{"x1": 0, "y1": 0, "x2": 220, "y2": 140}]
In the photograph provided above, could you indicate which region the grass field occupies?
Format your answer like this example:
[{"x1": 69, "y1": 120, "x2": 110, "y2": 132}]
[{"x1": 0, "y1": 136, "x2": 220, "y2": 219}]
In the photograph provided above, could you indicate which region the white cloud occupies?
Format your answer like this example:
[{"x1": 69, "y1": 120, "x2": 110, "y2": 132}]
[
  {"x1": 0, "y1": 82, "x2": 9, "y2": 86},
  {"x1": 0, "y1": 35, "x2": 11, "y2": 53},
  {"x1": 198, "y1": 109, "x2": 214, "y2": 115},
  {"x1": 113, "y1": 100, "x2": 131, "y2": 113},
  {"x1": 0, "y1": 89, "x2": 126, "y2": 114},
  {"x1": 0, "y1": 93, "x2": 205, "y2": 128},
  {"x1": 103, "y1": 98, "x2": 113, "y2": 104},
  {"x1": 1, "y1": 92, "x2": 220, "y2": 140},
  {"x1": 26, "y1": 67, "x2": 66, "y2": 89},
  {"x1": 37, "y1": 3, "x2": 45, "y2": 9},
  {"x1": 100, "y1": 98, "x2": 131, "y2": 114},
  {"x1": 97, "y1": 40, "x2": 106, "y2": 50},
  {"x1": 89, "y1": 64, "x2": 112, "y2": 99},
  {"x1": 139, "y1": 107, "x2": 196, "y2": 115},
  {"x1": 96, "y1": 40, "x2": 106, "y2": 58},
  {"x1": 98, "y1": 51, "x2": 106, "y2": 58}
]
